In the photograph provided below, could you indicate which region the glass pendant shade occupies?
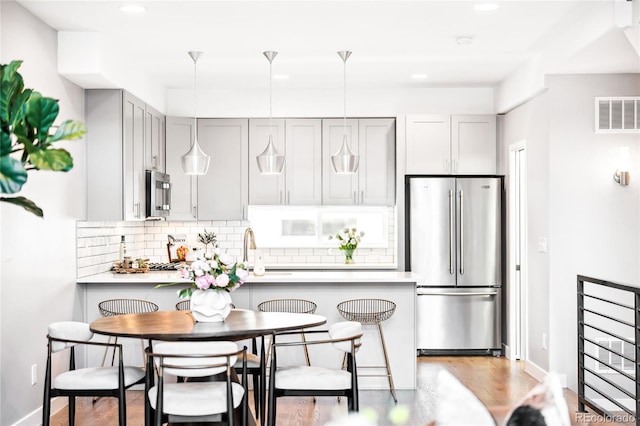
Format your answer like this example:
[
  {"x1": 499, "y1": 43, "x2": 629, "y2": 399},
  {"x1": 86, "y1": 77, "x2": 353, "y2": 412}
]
[
  {"x1": 256, "y1": 50, "x2": 285, "y2": 174},
  {"x1": 256, "y1": 135, "x2": 285, "y2": 174},
  {"x1": 181, "y1": 136, "x2": 211, "y2": 175},
  {"x1": 181, "y1": 50, "x2": 211, "y2": 175},
  {"x1": 331, "y1": 50, "x2": 359, "y2": 174},
  {"x1": 331, "y1": 134, "x2": 359, "y2": 174}
]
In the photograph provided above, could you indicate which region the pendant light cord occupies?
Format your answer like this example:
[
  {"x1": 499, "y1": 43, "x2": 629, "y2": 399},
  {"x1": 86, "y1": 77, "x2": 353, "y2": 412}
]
[
  {"x1": 343, "y1": 55, "x2": 347, "y2": 135},
  {"x1": 269, "y1": 57, "x2": 273, "y2": 136},
  {"x1": 193, "y1": 56, "x2": 198, "y2": 142}
]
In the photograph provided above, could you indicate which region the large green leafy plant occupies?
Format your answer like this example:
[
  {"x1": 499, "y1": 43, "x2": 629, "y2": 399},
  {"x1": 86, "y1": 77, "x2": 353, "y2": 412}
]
[{"x1": 1, "y1": 60, "x2": 86, "y2": 217}]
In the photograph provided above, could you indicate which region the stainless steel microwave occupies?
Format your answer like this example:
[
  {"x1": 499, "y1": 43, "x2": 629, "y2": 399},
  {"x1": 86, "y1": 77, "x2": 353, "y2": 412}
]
[{"x1": 145, "y1": 170, "x2": 171, "y2": 218}]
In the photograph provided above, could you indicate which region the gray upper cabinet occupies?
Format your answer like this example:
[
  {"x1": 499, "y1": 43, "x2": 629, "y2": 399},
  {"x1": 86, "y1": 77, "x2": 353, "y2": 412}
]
[
  {"x1": 322, "y1": 118, "x2": 395, "y2": 206},
  {"x1": 165, "y1": 116, "x2": 198, "y2": 221},
  {"x1": 197, "y1": 119, "x2": 248, "y2": 219},
  {"x1": 165, "y1": 117, "x2": 248, "y2": 221},
  {"x1": 405, "y1": 114, "x2": 496, "y2": 175},
  {"x1": 86, "y1": 89, "x2": 146, "y2": 221},
  {"x1": 248, "y1": 118, "x2": 322, "y2": 205},
  {"x1": 451, "y1": 115, "x2": 496, "y2": 174},
  {"x1": 144, "y1": 105, "x2": 165, "y2": 172}
]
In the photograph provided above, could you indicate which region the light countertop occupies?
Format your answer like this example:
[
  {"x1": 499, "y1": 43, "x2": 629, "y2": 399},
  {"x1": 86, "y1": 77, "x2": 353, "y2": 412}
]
[{"x1": 77, "y1": 270, "x2": 420, "y2": 284}]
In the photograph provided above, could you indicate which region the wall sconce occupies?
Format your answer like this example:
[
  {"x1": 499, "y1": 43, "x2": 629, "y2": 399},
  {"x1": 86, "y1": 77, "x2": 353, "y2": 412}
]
[{"x1": 613, "y1": 146, "x2": 630, "y2": 186}]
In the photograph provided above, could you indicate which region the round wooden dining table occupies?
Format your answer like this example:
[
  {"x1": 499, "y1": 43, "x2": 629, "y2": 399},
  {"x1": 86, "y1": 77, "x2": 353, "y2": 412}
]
[{"x1": 90, "y1": 309, "x2": 326, "y2": 426}]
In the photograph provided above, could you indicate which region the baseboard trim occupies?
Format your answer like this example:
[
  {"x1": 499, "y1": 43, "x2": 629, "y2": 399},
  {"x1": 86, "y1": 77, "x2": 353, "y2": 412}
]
[
  {"x1": 524, "y1": 360, "x2": 548, "y2": 382},
  {"x1": 11, "y1": 397, "x2": 66, "y2": 426}
]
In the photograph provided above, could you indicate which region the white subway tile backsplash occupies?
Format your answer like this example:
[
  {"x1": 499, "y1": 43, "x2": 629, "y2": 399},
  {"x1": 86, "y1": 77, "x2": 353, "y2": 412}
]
[{"x1": 76, "y1": 208, "x2": 396, "y2": 276}]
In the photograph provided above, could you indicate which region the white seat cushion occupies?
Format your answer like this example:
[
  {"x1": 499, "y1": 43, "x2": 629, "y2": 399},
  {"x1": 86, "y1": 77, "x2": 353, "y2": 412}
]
[
  {"x1": 276, "y1": 366, "x2": 351, "y2": 390},
  {"x1": 328, "y1": 321, "x2": 362, "y2": 353},
  {"x1": 148, "y1": 381, "x2": 245, "y2": 416},
  {"x1": 48, "y1": 321, "x2": 94, "y2": 352},
  {"x1": 53, "y1": 366, "x2": 145, "y2": 390},
  {"x1": 233, "y1": 352, "x2": 261, "y2": 369}
]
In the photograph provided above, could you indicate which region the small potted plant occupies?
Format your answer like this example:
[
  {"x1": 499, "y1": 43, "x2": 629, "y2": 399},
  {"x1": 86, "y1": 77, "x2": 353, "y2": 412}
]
[
  {"x1": 197, "y1": 228, "x2": 218, "y2": 257},
  {"x1": 329, "y1": 228, "x2": 364, "y2": 264}
]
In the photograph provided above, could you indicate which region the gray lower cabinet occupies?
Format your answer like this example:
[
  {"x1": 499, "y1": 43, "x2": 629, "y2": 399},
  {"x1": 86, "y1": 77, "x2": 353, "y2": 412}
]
[
  {"x1": 248, "y1": 118, "x2": 322, "y2": 205},
  {"x1": 165, "y1": 117, "x2": 248, "y2": 220},
  {"x1": 86, "y1": 89, "x2": 147, "y2": 221},
  {"x1": 322, "y1": 118, "x2": 395, "y2": 206}
]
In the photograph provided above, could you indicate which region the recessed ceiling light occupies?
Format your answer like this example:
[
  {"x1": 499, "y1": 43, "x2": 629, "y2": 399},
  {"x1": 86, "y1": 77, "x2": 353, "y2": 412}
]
[
  {"x1": 120, "y1": 4, "x2": 146, "y2": 13},
  {"x1": 411, "y1": 74, "x2": 428, "y2": 80},
  {"x1": 456, "y1": 36, "x2": 474, "y2": 46},
  {"x1": 273, "y1": 74, "x2": 290, "y2": 80},
  {"x1": 474, "y1": 3, "x2": 499, "y2": 12}
]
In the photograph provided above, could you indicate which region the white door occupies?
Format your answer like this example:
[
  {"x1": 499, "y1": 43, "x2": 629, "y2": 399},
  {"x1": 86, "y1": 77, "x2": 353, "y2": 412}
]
[
  {"x1": 165, "y1": 116, "x2": 198, "y2": 221},
  {"x1": 249, "y1": 118, "x2": 286, "y2": 205},
  {"x1": 508, "y1": 141, "x2": 527, "y2": 360},
  {"x1": 405, "y1": 115, "x2": 451, "y2": 174},
  {"x1": 322, "y1": 119, "x2": 359, "y2": 205},
  {"x1": 285, "y1": 119, "x2": 322, "y2": 205},
  {"x1": 359, "y1": 119, "x2": 395, "y2": 205},
  {"x1": 452, "y1": 115, "x2": 496, "y2": 175}
]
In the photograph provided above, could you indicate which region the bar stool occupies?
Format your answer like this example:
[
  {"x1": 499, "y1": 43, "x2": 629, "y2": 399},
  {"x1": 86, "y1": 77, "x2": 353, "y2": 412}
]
[
  {"x1": 258, "y1": 299, "x2": 317, "y2": 367},
  {"x1": 337, "y1": 298, "x2": 397, "y2": 402},
  {"x1": 97, "y1": 299, "x2": 159, "y2": 367}
]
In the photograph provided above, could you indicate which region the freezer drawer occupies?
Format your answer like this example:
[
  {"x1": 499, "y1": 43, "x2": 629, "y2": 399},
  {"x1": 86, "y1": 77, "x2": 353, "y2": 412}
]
[{"x1": 416, "y1": 287, "x2": 501, "y2": 352}]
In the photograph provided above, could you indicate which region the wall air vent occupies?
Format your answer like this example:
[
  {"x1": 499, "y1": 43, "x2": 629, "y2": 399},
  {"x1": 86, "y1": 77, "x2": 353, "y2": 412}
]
[{"x1": 595, "y1": 97, "x2": 640, "y2": 133}]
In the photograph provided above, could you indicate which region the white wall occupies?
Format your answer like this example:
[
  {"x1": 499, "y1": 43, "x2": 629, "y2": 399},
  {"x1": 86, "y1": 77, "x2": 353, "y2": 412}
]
[
  {"x1": 0, "y1": 1, "x2": 86, "y2": 424},
  {"x1": 498, "y1": 89, "x2": 552, "y2": 373},
  {"x1": 166, "y1": 87, "x2": 496, "y2": 117},
  {"x1": 499, "y1": 73, "x2": 640, "y2": 391},
  {"x1": 546, "y1": 74, "x2": 640, "y2": 391}
]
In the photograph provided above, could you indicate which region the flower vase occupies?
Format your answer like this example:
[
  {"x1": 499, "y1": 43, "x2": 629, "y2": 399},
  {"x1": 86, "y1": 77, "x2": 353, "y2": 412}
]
[
  {"x1": 190, "y1": 289, "x2": 232, "y2": 322},
  {"x1": 343, "y1": 248, "x2": 355, "y2": 264}
]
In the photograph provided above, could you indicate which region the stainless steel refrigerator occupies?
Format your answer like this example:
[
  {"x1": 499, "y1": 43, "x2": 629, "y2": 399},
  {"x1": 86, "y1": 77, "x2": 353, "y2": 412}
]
[{"x1": 406, "y1": 176, "x2": 503, "y2": 355}]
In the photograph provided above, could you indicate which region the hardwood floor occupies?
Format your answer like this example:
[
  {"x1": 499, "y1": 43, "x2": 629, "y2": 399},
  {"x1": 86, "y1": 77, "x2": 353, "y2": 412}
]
[{"x1": 49, "y1": 356, "x2": 627, "y2": 425}]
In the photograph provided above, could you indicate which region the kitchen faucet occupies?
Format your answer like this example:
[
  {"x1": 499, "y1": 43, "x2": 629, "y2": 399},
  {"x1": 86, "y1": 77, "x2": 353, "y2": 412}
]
[{"x1": 242, "y1": 227, "x2": 256, "y2": 264}]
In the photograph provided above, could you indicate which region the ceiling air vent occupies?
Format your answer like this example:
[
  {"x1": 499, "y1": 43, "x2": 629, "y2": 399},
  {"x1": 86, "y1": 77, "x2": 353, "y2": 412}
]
[{"x1": 595, "y1": 97, "x2": 640, "y2": 134}]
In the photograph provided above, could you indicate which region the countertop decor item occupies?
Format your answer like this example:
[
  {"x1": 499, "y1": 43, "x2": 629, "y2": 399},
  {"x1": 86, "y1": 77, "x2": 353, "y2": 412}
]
[
  {"x1": 180, "y1": 51, "x2": 210, "y2": 175},
  {"x1": 329, "y1": 228, "x2": 364, "y2": 264},
  {"x1": 197, "y1": 228, "x2": 217, "y2": 255},
  {"x1": 156, "y1": 249, "x2": 248, "y2": 322},
  {"x1": 1, "y1": 60, "x2": 86, "y2": 217}
]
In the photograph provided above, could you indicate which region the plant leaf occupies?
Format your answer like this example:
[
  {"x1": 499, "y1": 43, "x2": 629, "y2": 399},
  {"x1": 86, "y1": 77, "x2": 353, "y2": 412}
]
[
  {"x1": 0, "y1": 61, "x2": 24, "y2": 125},
  {"x1": 0, "y1": 156, "x2": 28, "y2": 193},
  {"x1": 25, "y1": 96, "x2": 59, "y2": 144},
  {"x1": 0, "y1": 196, "x2": 43, "y2": 217},
  {"x1": 9, "y1": 88, "x2": 31, "y2": 127},
  {"x1": 48, "y1": 120, "x2": 86, "y2": 142},
  {"x1": 29, "y1": 148, "x2": 73, "y2": 171},
  {"x1": 0, "y1": 131, "x2": 12, "y2": 156}
]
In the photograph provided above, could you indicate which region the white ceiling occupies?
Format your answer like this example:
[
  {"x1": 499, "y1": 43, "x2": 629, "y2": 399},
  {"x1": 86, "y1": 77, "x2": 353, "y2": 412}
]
[{"x1": 16, "y1": 0, "x2": 640, "y2": 95}]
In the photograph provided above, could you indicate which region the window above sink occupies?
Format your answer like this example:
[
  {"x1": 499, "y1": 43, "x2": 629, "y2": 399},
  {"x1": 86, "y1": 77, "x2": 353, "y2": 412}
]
[{"x1": 248, "y1": 205, "x2": 389, "y2": 249}]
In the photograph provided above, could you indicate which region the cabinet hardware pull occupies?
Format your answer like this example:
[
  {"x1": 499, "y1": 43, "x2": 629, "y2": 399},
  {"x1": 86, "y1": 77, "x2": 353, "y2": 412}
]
[
  {"x1": 449, "y1": 190, "x2": 454, "y2": 275},
  {"x1": 287, "y1": 191, "x2": 290, "y2": 205},
  {"x1": 353, "y1": 191, "x2": 357, "y2": 204},
  {"x1": 360, "y1": 190, "x2": 364, "y2": 204},
  {"x1": 459, "y1": 190, "x2": 464, "y2": 275},
  {"x1": 279, "y1": 191, "x2": 283, "y2": 205},
  {"x1": 193, "y1": 206, "x2": 197, "y2": 219},
  {"x1": 417, "y1": 291, "x2": 497, "y2": 297},
  {"x1": 152, "y1": 155, "x2": 158, "y2": 170},
  {"x1": 135, "y1": 202, "x2": 140, "y2": 218}
]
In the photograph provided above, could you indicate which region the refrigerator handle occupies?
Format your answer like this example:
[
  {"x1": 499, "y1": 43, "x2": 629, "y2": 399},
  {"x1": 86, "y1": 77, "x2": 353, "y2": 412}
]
[
  {"x1": 459, "y1": 189, "x2": 464, "y2": 275},
  {"x1": 449, "y1": 190, "x2": 454, "y2": 275}
]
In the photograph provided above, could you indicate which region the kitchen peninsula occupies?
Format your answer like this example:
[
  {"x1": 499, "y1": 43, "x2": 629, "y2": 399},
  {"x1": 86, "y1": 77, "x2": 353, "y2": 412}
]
[{"x1": 77, "y1": 270, "x2": 419, "y2": 390}]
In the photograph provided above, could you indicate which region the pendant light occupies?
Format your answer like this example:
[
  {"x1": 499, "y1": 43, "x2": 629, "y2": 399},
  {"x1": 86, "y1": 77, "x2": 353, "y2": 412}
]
[
  {"x1": 256, "y1": 51, "x2": 285, "y2": 174},
  {"x1": 181, "y1": 51, "x2": 211, "y2": 175},
  {"x1": 331, "y1": 50, "x2": 359, "y2": 174}
]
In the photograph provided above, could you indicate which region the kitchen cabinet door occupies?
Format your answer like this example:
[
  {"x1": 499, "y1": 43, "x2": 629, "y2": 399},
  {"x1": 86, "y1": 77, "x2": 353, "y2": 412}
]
[
  {"x1": 405, "y1": 115, "x2": 451, "y2": 174},
  {"x1": 451, "y1": 115, "x2": 496, "y2": 174},
  {"x1": 197, "y1": 119, "x2": 249, "y2": 219},
  {"x1": 86, "y1": 89, "x2": 148, "y2": 220},
  {"x1": 321, "y1": 119, "x2": 359, "y2": 205},
  {"x1": 165, "y1": 116, "x2": 198, "y2": 221},
  {"x1": 285, "y1": 119, "x2": 322, "y2": 205},
  {"x1": 359, "y1": 119, "x2": 395, "y2": 205},
  {"x1": 144, "y1": 104, "x2": 165, "y2": 172},
  {"x1": 248, "y1": 118, "x2": 286, "y2": 205},
  {"x1": 123, "y1": 92, "x2": 146, "y2": 220}
]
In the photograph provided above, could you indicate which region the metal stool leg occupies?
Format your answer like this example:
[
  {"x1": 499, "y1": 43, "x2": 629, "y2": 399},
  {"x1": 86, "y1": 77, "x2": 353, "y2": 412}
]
[{"x1": 377, "y1": 321, "x2": 397, "y2": 403}]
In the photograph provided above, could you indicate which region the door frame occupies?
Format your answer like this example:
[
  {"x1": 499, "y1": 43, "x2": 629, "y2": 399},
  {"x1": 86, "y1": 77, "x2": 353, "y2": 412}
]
[{"x1": 507, "y1": 140, "x2": 527, "y2": 360}]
